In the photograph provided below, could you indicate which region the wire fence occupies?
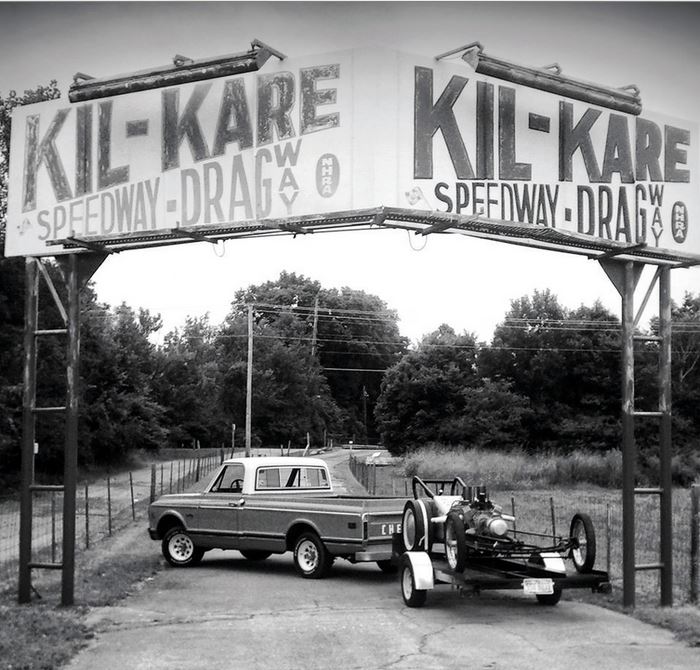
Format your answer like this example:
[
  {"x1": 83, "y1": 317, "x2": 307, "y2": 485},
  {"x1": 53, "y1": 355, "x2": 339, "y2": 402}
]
[
  {"x1": 0, "y1": 452, "x2": 223, "y2": 592},
  {"x1": 349, "y1": 455, "x2": 700, "y2": 606}
]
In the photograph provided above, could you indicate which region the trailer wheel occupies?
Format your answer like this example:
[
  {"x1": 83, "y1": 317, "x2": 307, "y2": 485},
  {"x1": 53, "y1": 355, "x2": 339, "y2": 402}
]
[
  {"x1": 401, "y1": 499, "x2": 433, "y2": 553},
  {"x1": 536, "y1": 587, "x2": 562, "y2": 606},
  {"x1": 444, "y1": 512, "x2": 467, "y2": 572},
  {"x1": 162, "y1": 527, "x2": 204, "y2": 567},
  {"x1": 400, "y1": 555, "x2": 427, "y2": 607},
  {"x1": 570, "y1": 513, "x2": 596, "y2": 573},
  {"x1": 293, "y1": 532, "x2": 333, "y2": 579}
]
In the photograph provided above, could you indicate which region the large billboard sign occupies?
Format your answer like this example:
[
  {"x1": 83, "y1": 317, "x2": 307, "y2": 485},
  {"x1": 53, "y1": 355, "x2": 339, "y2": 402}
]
[{"x1": 6, "y1": 48, "x2": 699, "y2": 259}]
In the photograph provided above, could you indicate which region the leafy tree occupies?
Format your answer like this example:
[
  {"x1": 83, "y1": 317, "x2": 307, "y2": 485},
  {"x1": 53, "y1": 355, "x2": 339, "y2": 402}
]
[
  {"x1": 231, "y1": 272, "x2": 408, "y2": 441},
  {"x1": 216, "y1": 309, "x2": 341, "y2": 448},
  {"x1": 375, "y1": 325, "x2": 480, "y2": 454}
]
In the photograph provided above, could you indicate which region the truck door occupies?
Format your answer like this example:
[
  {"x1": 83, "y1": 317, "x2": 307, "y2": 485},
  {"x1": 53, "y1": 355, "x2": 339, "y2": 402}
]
[{"x1": 197, "y1": 463, "x2": 245, "y2": 547}]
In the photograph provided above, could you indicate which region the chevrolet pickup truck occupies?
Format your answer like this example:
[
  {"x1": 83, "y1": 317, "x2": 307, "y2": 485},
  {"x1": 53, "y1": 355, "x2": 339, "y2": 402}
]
[{"x1": 148, "y1": 456, "x2": 406, "y2": 578}]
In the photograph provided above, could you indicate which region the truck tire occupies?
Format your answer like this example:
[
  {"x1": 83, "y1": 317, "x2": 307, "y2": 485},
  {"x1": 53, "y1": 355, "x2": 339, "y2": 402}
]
[
  {"x1": 293, "y1": 532, "x2": 333, "y2": 579},
  {"x1": 570, "y1": 513, "x2": 596, "y2": 573},
  {"x1": 444, "y1": 512, "x2": 467, "y2": 572},
  {"x1": 400, "y1": 555, "x2": 427, "y2": 607},
  {"x1": 240, "y1": 550, "x2": 272, "y2": 561},
  {"x1": 401, "y1": 499, "x2": 433, "y2": 553},
  {"x1": 162, "y1": 527, "x2": 204, "y2": 567}
]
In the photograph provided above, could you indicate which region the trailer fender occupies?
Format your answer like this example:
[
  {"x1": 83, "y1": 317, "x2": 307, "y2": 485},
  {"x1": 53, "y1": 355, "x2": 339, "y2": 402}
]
[
  {"x1": 539, "y1": 551, "x2": 566, "y2": 573},
  {"x1": 403, "y1": 552, "x2": 434, "y2": 591}
]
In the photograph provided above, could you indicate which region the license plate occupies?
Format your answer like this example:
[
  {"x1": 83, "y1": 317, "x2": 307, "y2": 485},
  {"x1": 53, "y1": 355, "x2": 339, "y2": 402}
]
[{"x1": 522, "y1": 578, "x2": 554, "y2": 595}]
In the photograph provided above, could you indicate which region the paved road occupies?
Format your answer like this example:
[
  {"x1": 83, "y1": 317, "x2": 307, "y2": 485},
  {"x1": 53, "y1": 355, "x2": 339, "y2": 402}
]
[{"x1": 66, "y1": 450, "x2": 700, "y2": 670}]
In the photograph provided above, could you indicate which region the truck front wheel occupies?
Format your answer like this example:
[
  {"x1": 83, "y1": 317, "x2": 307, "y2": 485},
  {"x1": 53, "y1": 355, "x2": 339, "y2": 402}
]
[
  {"x1": 162, "y1": 527, "x2": 204, "y2": 567},
  {"x1": 293, "y1": 532, "x2": 333, "y2": 579}
]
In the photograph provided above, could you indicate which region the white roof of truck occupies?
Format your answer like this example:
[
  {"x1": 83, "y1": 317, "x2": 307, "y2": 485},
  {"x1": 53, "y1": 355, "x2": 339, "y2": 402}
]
[{"x1": 221, "y1": 456, "x2": 329, "y2": 468}]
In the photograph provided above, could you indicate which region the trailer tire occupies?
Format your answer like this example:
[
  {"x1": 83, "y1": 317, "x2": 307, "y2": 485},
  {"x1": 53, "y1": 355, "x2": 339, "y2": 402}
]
[
  {"x1": 293, "y1": 532, "x2": 333, "y2": 579},
  {"x1": 400, "y1": 555, "x2": 427, "y2": 607},
  {"x1": 444, "y1": 512, "x2": 468, "y2": 572},
  {"x1": 401, "y1": 499, "x2": 433, "y2": 553},
  {"x1": 570, "y1": 513, "x2": 596, "y2": 573},
  {"x1": 536, "y1": 587, "x2": 562, "y2": 606}
]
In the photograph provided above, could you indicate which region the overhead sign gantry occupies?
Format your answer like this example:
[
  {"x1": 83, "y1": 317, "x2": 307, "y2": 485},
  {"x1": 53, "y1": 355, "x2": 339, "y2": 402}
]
[{"x1": 7, "y1": 39, "x2": 699, "y2": 607}]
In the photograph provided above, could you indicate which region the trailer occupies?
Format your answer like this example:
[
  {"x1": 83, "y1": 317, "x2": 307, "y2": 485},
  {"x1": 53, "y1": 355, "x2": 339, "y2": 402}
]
[{"x1": 396, "y1": 477, "x2": 611, "y2": 607}]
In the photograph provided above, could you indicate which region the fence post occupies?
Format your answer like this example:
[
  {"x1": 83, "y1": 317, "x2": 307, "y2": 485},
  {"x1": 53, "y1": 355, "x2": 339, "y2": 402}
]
[
  {"x1": 84, "y1": 481, "x2": 90, "y2": 549},
  {"x1": 107, "y1": 476, "x2": 112, "y2": 536},
  {"x1": 177, "y1": 461, "x2": 181, "y2": 493},
  {"x1": 150, "y1": 464, "x2": 157, "y2": 503},
  {"x1": 691, "y1": 484, "x2": 699, "y2": 604},
  {"x1": 606, "y1": 503, "x2": 612, "y2": 577},
  {"x1": 549, "y1": 497, "x2": 557, "y2": 541},
  {"x1": 169, "y1": 462, "x2": 173, "y2": 494},
  {"x1": 160, "y1": 463, "x2": 164, "y2": 496},
  {"x1": 196, "y1": 455, "x2": 201, "y2": 482},
  {"x1": 511, "y1": 497, "x2": 516, "y2": 535},
  {"x1": 129, "y1": 472, "x2": 136, "y2": 521},
  {"x1": 51, "y1": 492, "x2": 57, "y2": 563}
]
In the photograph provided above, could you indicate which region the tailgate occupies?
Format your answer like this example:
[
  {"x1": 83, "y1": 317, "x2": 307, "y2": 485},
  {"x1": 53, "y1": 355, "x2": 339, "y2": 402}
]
[{"x1": 365, "y1": 507, "x2": 404, "y2": 543}]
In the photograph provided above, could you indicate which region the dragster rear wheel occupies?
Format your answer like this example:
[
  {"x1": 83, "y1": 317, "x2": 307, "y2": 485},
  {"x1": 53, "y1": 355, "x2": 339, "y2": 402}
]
[
  {"x1": 444, "y1": 512, "x2": 468, "y2": 572},
  {"x1": 570, "y1": 513, "x2": 596, "y2": 573}
]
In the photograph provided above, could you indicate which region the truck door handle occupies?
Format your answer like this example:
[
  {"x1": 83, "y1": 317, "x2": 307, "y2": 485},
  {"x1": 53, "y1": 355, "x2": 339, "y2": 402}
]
[{"x1": 228, "y1": 499, "x2": 245, "y2": 508}]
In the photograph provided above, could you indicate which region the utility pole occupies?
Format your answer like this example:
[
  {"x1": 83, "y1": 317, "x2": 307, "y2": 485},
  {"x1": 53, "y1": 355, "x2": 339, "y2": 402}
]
[
  {"x1": 246, "y1": 305, "x2": 253, "y2": 457},
  {"x1": 311, "y1": 295, "x2": 319, "y2": 357}
]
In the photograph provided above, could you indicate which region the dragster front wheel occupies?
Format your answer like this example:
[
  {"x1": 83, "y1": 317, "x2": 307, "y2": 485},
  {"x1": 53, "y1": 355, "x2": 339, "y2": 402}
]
[{"x1": 570, "y1": 513, "x2": 596, "y2": 573}]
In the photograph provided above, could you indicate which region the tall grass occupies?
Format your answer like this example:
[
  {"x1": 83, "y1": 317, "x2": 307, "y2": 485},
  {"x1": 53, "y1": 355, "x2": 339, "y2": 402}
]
[{"x1": 401, "y1": 445, "x2": 623, "y2": 489}]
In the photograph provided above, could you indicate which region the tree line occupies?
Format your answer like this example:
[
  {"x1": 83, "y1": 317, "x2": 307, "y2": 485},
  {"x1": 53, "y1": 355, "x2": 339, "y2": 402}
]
[{"x1": 1, "y1": 261, "x2": 699, "y2": 486}]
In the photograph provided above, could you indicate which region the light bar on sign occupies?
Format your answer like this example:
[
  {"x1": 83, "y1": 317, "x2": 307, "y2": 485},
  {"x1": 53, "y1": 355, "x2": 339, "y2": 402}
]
[
  {"x1": 435, "y1": 42, "x2": 642, "y2": 115},
  {"x1": 68, "y1": 39, "x2": 286, "y2": 103}
]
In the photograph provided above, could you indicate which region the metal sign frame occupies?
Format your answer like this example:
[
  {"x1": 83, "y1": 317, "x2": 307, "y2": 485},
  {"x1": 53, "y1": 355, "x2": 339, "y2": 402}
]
[{"x1": 14, "y1": 41, "x2": 699, "y2": 608}]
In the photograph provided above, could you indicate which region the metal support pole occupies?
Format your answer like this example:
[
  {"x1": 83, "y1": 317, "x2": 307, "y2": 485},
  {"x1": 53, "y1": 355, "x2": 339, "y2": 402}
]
[
  {"x1": 62, "y1": 254, "x2": 80, "y2": 607},
  {"x1": 621, "y1": 261, "x2": 636, "y2": 609},
  {"x1": 245, "y1": 304, "x2": 253, "y2": 457},
  {"x1": 658, "y1": 266, "x2": 673, "y2": 606},
  {"x1": 19, "y1": 258, "x2": 39, "y2": 603}
]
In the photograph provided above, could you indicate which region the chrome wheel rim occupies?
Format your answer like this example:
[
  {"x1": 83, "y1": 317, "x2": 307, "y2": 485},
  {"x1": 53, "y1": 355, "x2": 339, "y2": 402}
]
[
  {"x1": 572, "y1": 520, "x2": 587, "y2": 566},
  {"x1": 403, "y1": 510, "x2": 416, "y2": 550},
  {"x1": 297, "y1": 539, "x2": 319, "y2": 572},
  {"x1": 402, "y1": 567, "x2": 413, "y2": 599},
  {"x1": 445, "y1": 521, "x2": 458, "y2": 570},
  {"x1": 169, "y1": 532, "x2": 194, "y2": 562}
]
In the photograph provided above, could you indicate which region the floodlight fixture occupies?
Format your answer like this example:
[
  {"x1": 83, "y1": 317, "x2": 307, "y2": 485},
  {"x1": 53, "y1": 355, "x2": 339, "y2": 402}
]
[{"x1": 435, "y1": 42, "x2": 642, "y2": 115}]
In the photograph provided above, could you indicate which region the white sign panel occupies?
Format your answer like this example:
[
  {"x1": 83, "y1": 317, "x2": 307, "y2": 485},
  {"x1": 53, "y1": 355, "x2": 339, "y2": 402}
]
[
  {"x1": 395, "y1": 54, "x2": 699, "y2": 257},
  {"x1": 5, "y1": 48, "x2": 699, "y2": 259}
]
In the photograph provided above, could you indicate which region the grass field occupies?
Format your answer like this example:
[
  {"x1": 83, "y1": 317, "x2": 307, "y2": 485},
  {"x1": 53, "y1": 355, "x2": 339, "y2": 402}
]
[{"x1": 359, "y1": 446, "x2": 699, "y2": 606}]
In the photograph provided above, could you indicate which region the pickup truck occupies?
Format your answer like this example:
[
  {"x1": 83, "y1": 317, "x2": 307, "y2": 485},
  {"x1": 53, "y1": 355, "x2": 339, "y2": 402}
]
[{"x1": 148, "y1": 456, "x2": 406, "y2": 578}]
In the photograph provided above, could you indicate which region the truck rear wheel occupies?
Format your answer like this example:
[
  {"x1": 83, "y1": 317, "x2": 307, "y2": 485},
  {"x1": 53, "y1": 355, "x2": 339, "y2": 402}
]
[
  {"x1": 293, "y1": 532, "x2": 333, "y2": 579},
  {"x1": 162, "y1": 527, "x2": 204, "y2": 567},
  {"x1": 400, "y1": 555, "x2": 427, "y2": 607},
  {"x1": 401, "y1": 499, "x2": 433, "y2": 553}
]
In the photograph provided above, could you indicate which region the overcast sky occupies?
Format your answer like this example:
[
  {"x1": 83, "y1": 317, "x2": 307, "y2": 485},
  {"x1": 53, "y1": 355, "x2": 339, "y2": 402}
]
[{"x1": 2, "y1": 1, "x2": 699, "y2": 342}]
